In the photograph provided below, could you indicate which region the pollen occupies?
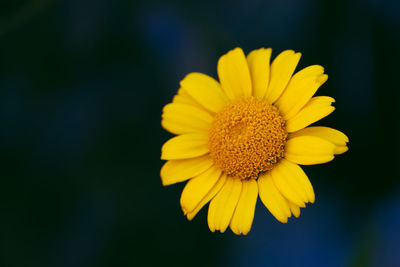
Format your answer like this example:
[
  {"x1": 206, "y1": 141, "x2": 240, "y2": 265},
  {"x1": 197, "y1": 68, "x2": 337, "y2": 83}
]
[{"x1": 208, "y1": 97, "x2": 287, "y2": 180}]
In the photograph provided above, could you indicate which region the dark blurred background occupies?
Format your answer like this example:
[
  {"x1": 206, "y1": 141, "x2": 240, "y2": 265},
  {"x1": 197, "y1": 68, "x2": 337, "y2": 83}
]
[{"x1": 0, "y1": 0, "x2": 399, "y2": 266}]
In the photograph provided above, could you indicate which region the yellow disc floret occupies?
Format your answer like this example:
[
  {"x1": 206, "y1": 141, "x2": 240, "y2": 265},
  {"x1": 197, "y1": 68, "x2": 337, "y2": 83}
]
[{"x1": 209, "y1": 97, "x2": 287, "y2": 180}]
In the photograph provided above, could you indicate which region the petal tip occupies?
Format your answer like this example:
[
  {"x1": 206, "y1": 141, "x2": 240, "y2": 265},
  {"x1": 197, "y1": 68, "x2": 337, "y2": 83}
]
[
  {"x1": 318, "y1": 74, "x2": 328, "y2": 84},
  {"x1": 279, "y1": 217, "x2": 289, "y2": 224},
  {"x1": 334, "y1": 145, "x2": 349, "y2": 155}
]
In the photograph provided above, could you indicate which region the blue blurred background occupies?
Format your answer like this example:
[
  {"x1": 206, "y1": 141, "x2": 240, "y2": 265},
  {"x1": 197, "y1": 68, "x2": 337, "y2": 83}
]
[{"x1": 0, "y1": 0, "x2": 399, "y2": 266}]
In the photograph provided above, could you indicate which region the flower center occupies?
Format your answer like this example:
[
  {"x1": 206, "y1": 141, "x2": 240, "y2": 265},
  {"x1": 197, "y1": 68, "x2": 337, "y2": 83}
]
[{"x1": 208, "y1": 97, "x2": 287, "y2": 180}]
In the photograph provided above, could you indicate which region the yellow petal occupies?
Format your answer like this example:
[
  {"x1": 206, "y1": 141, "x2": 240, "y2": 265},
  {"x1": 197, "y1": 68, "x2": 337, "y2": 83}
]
[
  {"x1": 285, "y1": 135, "x2": 336, "y2": 165},
  {"x1": 180, "y1": 165, "x2": 222, "y2": 214},
  {"x1": 160, "y1": 155, "x2": 214, "y2": 186},
  {"x1": 271, "y1": 159, "x2": 315, "y2": 205},
  {"x1": 217, "y1": 47, "x2": 252, "y2": 101},
  {"x1": 288, "y1": 201, "x2": 301, "y2": 218},
  {"x1": 230, "y1": 179, "x2": 258, "y2": 235},
  {"x1": 290, "y1": 126, "x2": 349, "y2": 155},
  {"x1": 172, "y1": 90, "x2": 201, "y2": 108},
  {"x1": 270, "y1": 162, "x2": 305, "y2": 207},
  {"x1": 258, "y1": 173, "x2": 291, "y2": 223},
  {"x1": 264, "y1": 50, "x2": 301, "y2": 104},
  {"x1": 275, "y1": 65, "x2": 328, "y2": 120},
  {"x1": 161, "y1": 103, "x2": 214, "y2": 135},
  {"x1": 286, "y1": 96, "x2": 335, "y2": 133},
  {"x1": 333, "y1": 145, "x2": 348, "y2": 155},
  {"x1": 180, "y1": 73, "x2": 229, "y2": 113},
  {"x1": 246, "y1": 48, "x2": 272, "y2": 99},
  {"x1": 161, "y1": 133, "x2": 209, "y2": 160},
  {"x1": 207, "y1": 178, "x2": 242, "y2": 233},
  {"x1": 186, "y1": 174, "x2": 227, "y2": 221}
]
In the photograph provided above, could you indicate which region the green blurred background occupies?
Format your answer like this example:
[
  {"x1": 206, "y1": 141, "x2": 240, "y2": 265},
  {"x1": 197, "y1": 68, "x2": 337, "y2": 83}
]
[{"x1": 0, "y1": 0, "x2": 399, "y2": 266}]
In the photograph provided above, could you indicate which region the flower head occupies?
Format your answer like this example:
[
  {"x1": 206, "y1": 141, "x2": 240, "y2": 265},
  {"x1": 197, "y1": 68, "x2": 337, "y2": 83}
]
[{"x1": 160, "y1": 47, "x2": 349, "y2": 235}]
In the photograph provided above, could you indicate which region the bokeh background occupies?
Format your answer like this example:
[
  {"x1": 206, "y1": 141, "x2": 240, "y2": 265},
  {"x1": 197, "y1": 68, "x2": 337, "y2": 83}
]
[{"x1": 1, "y1": 0, "x2": 399, "y2": 266}]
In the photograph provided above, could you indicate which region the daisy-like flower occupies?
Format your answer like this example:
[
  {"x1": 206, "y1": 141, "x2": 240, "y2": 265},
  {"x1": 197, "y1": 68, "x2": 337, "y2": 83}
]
[{"x1": 160, "y1": 47, "x2": 348, "y2": 235}]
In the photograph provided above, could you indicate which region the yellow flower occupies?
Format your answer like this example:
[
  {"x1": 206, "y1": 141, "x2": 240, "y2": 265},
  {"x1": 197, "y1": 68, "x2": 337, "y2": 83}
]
[{"x1": 160, "y1": 47, "x2": 349, "y2": 235}]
